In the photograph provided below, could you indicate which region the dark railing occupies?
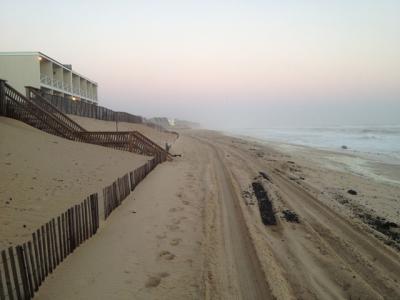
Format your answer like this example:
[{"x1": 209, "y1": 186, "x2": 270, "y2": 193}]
[
  {"x1": 27, "y1": 87, "x2": 87, "y2": 133},
  {"x1": 0, "y1": 80, "x2": 172, "y2": 161},
  {"x1": 41, "y1": 92, "x2": 143, "y2": 124}
]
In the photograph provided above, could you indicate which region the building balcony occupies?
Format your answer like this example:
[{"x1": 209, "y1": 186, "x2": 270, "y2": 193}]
[
  {"x1": 40, "y1": 73, "x2": 97, "y2": 102},
  {"x1": 40, "y1": 73, "x2": 52, "y2": 86},
  {"x1": 63, "y1": 84, "x2": 72, "y2": 93},
  {"x1": 52, "y1": 78, "x2": 63, "y2": 90}
]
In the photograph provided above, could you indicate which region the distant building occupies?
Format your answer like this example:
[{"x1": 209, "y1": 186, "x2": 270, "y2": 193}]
[{"x1": 0, "y1": 52, "x2": 98, "y2": 104}]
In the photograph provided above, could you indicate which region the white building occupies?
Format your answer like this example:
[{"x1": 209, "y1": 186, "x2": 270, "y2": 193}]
[{"x1": 0, "y1": 52, "x2": 98, "y2": 104}]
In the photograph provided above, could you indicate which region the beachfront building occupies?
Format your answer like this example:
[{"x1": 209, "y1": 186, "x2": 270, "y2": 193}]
[{"x1": 0, "y1": 52, "x2": 98, "y2": 104}]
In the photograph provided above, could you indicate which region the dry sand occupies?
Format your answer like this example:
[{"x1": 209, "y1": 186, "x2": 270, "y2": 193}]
[
  {"x1": 0, "y1": 117, "x2": 151, "y2": 248},
  {"x1": 2, "y1": 119, "x2": 400, "y2": 299}
]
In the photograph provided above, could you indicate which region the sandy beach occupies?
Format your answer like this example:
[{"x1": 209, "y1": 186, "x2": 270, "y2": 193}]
[{"x1": 1, "y1": 117, "x2": 400, "y2": 299}]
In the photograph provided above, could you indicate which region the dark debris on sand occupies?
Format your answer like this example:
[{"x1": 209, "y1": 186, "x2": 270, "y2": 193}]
[
  {"x1": 358, "y1": 213, "x2": 400, "y2": 247},
  {"x1": 252, "y1": 182, "x2": 277, "y2": 225},
  {"x1": 282, "y1": 210, "x2": 300, "y2": 223}
]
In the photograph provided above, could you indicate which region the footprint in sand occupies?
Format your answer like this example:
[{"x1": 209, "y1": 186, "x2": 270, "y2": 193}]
[
  {"x1": 169, "y1": 207, "x2": 184, "y2": 213},
  {"x1": 182, "y1": 200, "x2": 190, "y2": 205},
  {"x1": 156, "y1": 232, "x2": 167, "y2": 239},
  {"x1": 167, "y1": 224, "x2": 180, "y2": 231},
  {"x1": 145, "y1": 272, "x2": 170, "y2": 288},
  {"x1": 172, "y1": 219, "x2": 181, "y2": 225},
  {"x1": 170, "y1": 238, "x2": 182, "y2": 246},
  {"x1": 159, "y1": 250, "x2": 175, "y2": 260}
]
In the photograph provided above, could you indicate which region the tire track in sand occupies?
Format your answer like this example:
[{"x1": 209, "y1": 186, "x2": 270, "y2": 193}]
[{"x1": 196, "y1": 136, "x2": 273, "y2": 300}]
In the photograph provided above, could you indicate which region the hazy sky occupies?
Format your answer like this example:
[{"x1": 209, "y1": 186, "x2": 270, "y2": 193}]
[{"x1": 1, "y1": 0, "x2": 399, "y2": 128}]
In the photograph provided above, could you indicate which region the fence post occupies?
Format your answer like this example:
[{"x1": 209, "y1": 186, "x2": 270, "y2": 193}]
[{"x1": 0, "y1": 79, "x2": 7, "y2": 116}]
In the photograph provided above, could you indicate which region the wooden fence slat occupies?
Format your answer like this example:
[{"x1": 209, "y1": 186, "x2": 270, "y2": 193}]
[
  {"x1": 8, "y1": 247, "x2": 22, "y2": 300},
  {"x1": 76, "y1": 205, "x2": 80, "y2": 245},
  {"x1": 95, "y1": 194, "x2": 99, "y2": 231},
  {"x1": 69, "y1": 208, "x2": 75, "y2": 252},
  {"x1": 37, "y1": 229, "x2": 45, "y2": 280},
  {"x1": 52, "y1": 219, "x2": 59, "y2": 266},
  {"x1": 49, "y1": 221, "x2": 55, "y2": 271},
  {"x1": 27, "y1": 242, "x2": 38, "y2": 292},
  {"x1": 32, "y1": 232, "x2": 41, "y2": 285},
  {"x1": 45, "y1": 223, "x2": 52, "y2": 273},
  {"x1": 61, "y1": 214, "x2": 66, "y2": 259},
  {"x1": 0, "y1": 266, "x2": 5, "y2": 300},
  {"x1": 80, "y1": 202, "x2": 85, "y2": 241},
  {"x1": 64, "y1": 211, "x2": 70, "y2": 255},
  {"x1": 22, "y1": 244, "x2": 34, "y2": 298},
  {"x1": 40, "y1": 226, "x2": 48, "y2": 277},
  {"x1": 87, "y1": 198, "x2": 93, "y2": 236},
  {"x1": 1, "y1": 250, "x2": 14, "y2": 300},
  {"x1": 15, "y1": 246, "x2": 29, "y2": 299},
  {"x1": 57, "y1": 216, "x2": 63, "y2": 262},
  {"x1": 76, "y1": 205, "x2": 80, "y2": 246},
  {"x1": 82, "y1": 201, "x2": 88, "y2": 241}
]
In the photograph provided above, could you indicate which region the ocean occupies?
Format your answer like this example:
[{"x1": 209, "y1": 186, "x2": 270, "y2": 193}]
[{"x1": 229, "y1": 125, "x2": 400, "y2": 161}]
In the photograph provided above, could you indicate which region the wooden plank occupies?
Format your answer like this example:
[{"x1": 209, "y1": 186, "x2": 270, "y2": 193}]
[
  {"x1": 41, "y1": 225, "x2": 49, "y2": 280},
  {"x1": 1, "y1": 250, "x2": 14, "y2": 300},
  {"x1": 76, "y1": 205, "x2": 80, "y2": 246},
  {"x1": 71, "y1": 207, "x2": 76, "y2": 252},
  {"x1": 38, "y1": 228, "x2": 46, "y2": 281},
  {"x1": 64, "y1": 211, "x2": 69, "y2": 255},
  {"x1": 15, "y1": 246, "x2": 29, "y2": 300},
  {"x1": 22, "y1": 244, "x2": 34, "y2": 298},
  {"x1": 77, "y1": 205, "x2": 81, "y2": 244},
  {"x1": 61, "y1": 213, "x2": 66, "y2": 258},
  {"x1": 80, "y1": 202, "x2": 85, "y2": 241},
  {"x1": 27, "y1": 242, "x2": 38, "y2": 292},
  {"x1": 87, "y1": 198, "x2": 93, "y2": 236},
  {"x1": 52, "y1": 219, "x2": 59, "y2": 266},
  {"x1": 8, "y1": 247, "x2": 22, "y2": 300},
  {"x1": 79, "y1": 203, "x2": 84, "y2": 242},
  {"x1": 32, "y1": 232, "x2": 41, "y2": 285},
  {"x1": 49, "y1": 221, "x2": 56, "y2": 271},
  {"x1": 45, "y1": 223, "x2": 52, "y2": 273},
  {"x1": 0, "y1": 266, "x2": 5, "y2": 300},
  {"x1": 69, "y1": 208, "x2": 75, "y2": 252},
  {"x1": 74, "y1": 206, "x2": 78, "y2": 246},
  {"x1": 57, "y1": 216, "x2": 63, "y2": 262},
  {"x1": 83, "y1": 201, "x2": 88, "y2": 241},
  {"x1": 95, "y1": 194, "x2": 99, "y2": 231}
]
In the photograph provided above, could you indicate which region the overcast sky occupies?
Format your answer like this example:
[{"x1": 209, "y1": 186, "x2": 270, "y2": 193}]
[{"x1": 1, "y1": 0, "x2": 399, "y2": 128}]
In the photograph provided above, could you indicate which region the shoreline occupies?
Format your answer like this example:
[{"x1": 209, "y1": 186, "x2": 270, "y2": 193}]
[{"x1": 226, "y1": 131, "x2": 400, "y2": 186}]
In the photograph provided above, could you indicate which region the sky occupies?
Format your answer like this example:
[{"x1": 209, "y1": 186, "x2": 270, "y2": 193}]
[{"x1": 1, "y1": 0, "x2": 399, "y2": 128}]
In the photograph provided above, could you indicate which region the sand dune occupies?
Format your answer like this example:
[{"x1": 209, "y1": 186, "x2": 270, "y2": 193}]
[{"x1": 0, "y1": 117, "x2": 150, "y2": 249}]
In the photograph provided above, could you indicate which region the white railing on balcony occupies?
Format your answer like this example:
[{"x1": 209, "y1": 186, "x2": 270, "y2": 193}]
[
  {"x1": 40, "y1": 74, "x2": 97, "y2": 101},
  {"x1": 40, "y1": 73, "x2": 52, "y2": 86},
  {"x1": 52, "y1": 78, "x2": 64, "y2": 90},
  {"x1": 63, "y1": 84, "x2": 72, "y2": 93}
]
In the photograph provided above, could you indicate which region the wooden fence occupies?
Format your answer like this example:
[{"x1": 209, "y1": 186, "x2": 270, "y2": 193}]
[
  {"x1": 0, "y1": 158, "x2": 160, "y2": 299},
  {"x1": 0, "y1": 195, "x2": 99, "y2": 300},
  {"x1": 103, "y1": 157, "x2": 158, "y2": 219},
  {"x1": 1, "y1": 82, "x2": 171, "y2": 161}
]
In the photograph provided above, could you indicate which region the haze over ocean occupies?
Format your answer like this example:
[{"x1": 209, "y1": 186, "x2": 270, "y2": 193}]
[
  {"x1": 1, "y1": 0, "x2": 399, "y2": 128},
  {"x1": 230, "y1": 125, "x2": 400, "y2": 160}
]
